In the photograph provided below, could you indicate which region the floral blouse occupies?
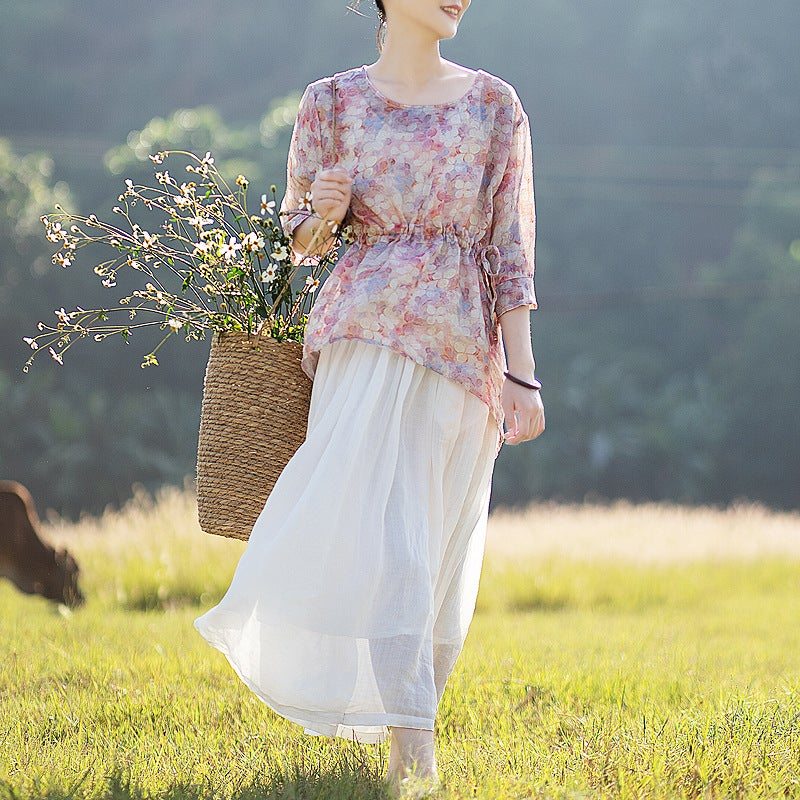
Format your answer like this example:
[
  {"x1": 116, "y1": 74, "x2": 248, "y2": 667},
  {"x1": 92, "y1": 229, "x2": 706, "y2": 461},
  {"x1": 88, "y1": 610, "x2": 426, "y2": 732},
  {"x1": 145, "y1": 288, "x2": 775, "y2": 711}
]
[{"x1": 279, "y1": 64, "x2": 538, "y2": 458}]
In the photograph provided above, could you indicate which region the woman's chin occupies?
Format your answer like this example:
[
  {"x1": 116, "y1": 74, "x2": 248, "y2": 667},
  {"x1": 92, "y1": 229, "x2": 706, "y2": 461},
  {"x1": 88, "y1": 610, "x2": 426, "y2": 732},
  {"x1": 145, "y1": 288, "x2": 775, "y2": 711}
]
[{"x1": 432, "y1": 25, "x2": 458, "y2": 41}]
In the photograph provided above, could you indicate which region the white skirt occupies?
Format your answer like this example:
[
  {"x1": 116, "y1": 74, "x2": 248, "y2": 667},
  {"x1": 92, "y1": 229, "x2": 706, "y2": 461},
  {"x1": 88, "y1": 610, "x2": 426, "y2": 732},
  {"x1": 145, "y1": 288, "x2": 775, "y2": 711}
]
[{"x1": 193, "y1": 338, "x2": 500, "y2": 744}]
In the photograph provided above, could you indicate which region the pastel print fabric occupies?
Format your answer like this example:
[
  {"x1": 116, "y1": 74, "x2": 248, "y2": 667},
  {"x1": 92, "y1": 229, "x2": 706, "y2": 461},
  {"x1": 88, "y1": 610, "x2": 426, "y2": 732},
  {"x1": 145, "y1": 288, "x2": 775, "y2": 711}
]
[
  {"x1": 279, "y1": 65, "x2": 537, "y2": 456},
  {"x1": 487, "y1": 109, "x2": 538, "y2": 318},
  {"x1": 279, "y1": 81, "x2": 335, "y2": 251}
]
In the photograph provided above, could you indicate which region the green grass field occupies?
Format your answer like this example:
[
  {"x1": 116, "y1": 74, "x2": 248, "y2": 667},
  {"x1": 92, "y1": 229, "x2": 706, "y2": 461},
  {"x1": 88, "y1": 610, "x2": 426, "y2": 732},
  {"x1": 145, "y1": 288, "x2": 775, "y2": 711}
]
[{"x1": 3, "y1": 483, "x2": 800, "y2": 799}]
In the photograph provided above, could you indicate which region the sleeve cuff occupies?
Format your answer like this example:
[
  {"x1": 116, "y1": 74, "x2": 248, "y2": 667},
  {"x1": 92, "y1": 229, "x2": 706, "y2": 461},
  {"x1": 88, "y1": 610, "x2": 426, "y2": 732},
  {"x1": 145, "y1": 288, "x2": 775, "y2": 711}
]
[
  {"x1": 495, "y1": 274, "x2": 538, "y2": 317},
  {"x1": 280, "y1": 198, "x2": 315, "y2": 240}
]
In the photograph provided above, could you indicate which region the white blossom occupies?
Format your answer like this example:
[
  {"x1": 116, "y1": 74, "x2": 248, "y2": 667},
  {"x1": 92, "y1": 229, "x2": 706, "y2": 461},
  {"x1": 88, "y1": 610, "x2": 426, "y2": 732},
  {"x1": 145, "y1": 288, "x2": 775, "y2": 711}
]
[
  {"x1": 271, "y1": 245, "x2": 290, "y2": 262},
  {"x1": 220, "y1": 236, "x2": 242, "y2": 264},
  {"x1": 141, "y1": 231, "x2": 158, "y2": 249},
  {"x1": 242, "y1": 231, "x2": 265, "y2": 253},
  {"x1": 260, "y1": 194, "x2": 276, "y2": 215},
  {"x1": 260, "y1": 265, "x2": 278, "y2": 284}
]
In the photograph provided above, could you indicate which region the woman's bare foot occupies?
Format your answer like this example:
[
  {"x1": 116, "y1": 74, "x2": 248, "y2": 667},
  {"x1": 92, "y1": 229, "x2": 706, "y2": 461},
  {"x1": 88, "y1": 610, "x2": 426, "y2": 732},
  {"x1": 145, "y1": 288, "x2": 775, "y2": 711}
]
[
  {"x1": 389, "y1": 774, "x2": 442, "y2": 798},
  {"x1": 386, "y1": 726, "x2": 440, "y2": 795}
]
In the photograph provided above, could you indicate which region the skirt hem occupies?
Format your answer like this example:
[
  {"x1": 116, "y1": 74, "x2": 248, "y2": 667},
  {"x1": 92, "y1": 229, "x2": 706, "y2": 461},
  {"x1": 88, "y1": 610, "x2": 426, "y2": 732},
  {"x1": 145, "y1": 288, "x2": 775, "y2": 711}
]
[{"x1": 194, "y1": 617, "x2": 434, "y2": 745}]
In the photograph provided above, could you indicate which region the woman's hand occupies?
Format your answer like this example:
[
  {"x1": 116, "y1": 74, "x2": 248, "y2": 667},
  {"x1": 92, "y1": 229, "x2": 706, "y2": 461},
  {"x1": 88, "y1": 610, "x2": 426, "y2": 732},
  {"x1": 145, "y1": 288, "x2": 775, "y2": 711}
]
[
  {"x1": 310, "y1": 167, "x2": 353, "y2": 225},
  {"x1": 291, "y1": 168, "x2": 353, "y2": 259},
  {"x1": 501, "y1": 378, "x2": 545, "y2": 444}
]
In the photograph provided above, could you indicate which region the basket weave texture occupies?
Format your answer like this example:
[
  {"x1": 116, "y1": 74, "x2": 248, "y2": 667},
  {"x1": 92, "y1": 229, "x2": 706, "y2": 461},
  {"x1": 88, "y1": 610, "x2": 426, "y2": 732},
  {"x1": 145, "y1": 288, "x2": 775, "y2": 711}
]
[{"x1": 195, "y1": 330, "x2": 311, "y2": 540}]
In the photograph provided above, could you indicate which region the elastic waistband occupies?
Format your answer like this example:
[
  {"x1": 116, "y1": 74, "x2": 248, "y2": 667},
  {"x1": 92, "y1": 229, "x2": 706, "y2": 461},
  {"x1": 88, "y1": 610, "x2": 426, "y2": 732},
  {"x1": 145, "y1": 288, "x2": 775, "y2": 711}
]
[
  {"x1": 350, "y1": 224, "x2": 502, "y2": 345},
  {"x1": 352, "y1": 225, "x2": 478, "y2": 249}
]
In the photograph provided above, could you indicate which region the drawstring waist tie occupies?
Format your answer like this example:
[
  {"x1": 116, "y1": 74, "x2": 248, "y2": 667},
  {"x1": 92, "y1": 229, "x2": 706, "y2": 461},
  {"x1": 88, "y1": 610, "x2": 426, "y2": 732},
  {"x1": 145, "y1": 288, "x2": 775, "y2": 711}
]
[{"x1": 351, "y1": 226, "x2": 502, "y2": 343}]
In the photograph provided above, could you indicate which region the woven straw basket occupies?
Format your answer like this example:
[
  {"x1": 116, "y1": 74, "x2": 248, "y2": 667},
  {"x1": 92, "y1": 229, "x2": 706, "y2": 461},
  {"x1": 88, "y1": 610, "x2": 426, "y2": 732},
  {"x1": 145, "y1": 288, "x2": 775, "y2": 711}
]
[
  {"x1": 195, "y1": 75, "x2": 340, "y2": 540},
  {"x1": 195, "y1": 329, "x2": 312, "y2": 540}
]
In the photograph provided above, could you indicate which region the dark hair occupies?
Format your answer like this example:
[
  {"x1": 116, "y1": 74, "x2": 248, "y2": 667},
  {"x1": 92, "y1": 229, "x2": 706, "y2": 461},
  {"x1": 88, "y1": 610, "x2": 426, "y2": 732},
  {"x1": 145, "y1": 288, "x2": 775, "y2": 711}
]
[
  {"x1": 347, "y1": 0, "x2": 387, "y2": 52},
  {"x1": 375, "y1": 2, "x2": 386, "y2": 51}
]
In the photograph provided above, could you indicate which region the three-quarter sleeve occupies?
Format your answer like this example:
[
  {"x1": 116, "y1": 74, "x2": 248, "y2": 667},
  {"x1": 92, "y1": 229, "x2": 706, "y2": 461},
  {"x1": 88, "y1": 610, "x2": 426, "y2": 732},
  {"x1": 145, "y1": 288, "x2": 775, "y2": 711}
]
[
  {"x1": 279, "y1": 82, "x2": 323, "y2": 242},
  {"x1": 489, "y1": 98, "x2": 538, "y2": 316}
]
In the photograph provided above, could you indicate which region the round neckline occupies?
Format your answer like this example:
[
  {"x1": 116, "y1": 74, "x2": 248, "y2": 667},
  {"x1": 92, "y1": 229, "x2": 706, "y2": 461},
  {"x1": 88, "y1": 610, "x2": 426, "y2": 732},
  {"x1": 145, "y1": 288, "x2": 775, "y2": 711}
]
[{"x1": 360, "y1": 64, "x2": 484, "y2": 109}]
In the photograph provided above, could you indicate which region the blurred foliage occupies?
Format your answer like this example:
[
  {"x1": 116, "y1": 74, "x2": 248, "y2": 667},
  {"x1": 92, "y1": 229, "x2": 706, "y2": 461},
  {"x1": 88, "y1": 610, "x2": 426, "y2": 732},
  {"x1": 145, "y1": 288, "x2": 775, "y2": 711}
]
[
  {"x1": 1, "y1": 1, "x2": 799, "y2": 517},
  {"x1": 102, "y1": 93, "x2": 302, "y2": 182}
]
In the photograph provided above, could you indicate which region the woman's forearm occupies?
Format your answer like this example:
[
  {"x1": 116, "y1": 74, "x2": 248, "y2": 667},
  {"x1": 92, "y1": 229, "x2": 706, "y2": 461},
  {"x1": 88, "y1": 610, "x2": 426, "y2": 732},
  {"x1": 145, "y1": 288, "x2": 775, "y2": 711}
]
[
  {"x1": 291, "y1": 215, "x2": 338, "y2": 260},
  {"x1": 499, "y1": 305, "x2": 536, "y2": 376}
]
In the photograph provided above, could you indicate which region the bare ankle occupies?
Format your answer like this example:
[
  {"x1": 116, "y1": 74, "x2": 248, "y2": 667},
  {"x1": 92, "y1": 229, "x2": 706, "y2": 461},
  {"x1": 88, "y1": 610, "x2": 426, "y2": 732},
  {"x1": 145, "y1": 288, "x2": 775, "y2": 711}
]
[{"x1": 387, "y1": 726, "x2": 438, "y2": 780}]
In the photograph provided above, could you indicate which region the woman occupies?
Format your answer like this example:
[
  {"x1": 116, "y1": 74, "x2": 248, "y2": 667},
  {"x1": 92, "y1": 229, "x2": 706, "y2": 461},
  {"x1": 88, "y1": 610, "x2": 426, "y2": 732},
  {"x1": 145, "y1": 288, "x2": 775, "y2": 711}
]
[{"x1": 194, "y1": 0, "x2": 545, "y2": 792}]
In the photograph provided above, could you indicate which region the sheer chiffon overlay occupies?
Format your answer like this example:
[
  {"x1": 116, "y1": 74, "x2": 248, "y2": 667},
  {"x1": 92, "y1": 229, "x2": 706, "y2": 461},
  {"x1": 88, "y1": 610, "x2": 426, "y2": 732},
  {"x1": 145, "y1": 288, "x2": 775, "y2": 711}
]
[{"x1": 193, "y1": 338, "x2": 500, "y2": 743}]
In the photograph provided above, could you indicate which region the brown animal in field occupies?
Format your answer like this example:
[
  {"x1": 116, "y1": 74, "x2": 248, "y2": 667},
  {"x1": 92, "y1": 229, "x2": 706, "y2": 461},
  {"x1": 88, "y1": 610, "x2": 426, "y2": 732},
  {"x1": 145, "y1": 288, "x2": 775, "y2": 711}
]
[{"x1": 0, "y1": 479, "x2": 85, "y2": 607}]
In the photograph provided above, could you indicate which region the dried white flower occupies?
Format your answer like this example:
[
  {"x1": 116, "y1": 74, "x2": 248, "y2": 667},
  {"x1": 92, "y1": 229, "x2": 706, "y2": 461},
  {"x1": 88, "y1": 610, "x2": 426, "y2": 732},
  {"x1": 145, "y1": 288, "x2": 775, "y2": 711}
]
[
  {"x1": 141, "y1": 231, "x2": 158, "y2": 249},
  {"x1": 260, "y1": 265, "x2": 278, "y2": 284},
  {"x1": 220, "y1": 236, "x2": 242, "y2": 264},
  {"x1": 242, "y1": 231, "x2": 265, "y2": 253},
  {"x1": 260, "y1": 194, "x2": 276, "y2": 215},
  {"x1": 271, "y1": 245, "x2": 290, "y2": 262}
]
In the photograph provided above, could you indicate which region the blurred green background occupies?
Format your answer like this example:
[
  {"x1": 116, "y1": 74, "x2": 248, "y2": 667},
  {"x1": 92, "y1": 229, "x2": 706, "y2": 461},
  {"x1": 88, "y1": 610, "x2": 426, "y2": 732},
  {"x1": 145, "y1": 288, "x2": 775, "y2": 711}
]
[{"x1": 1, "y1": 0, "x2": 798, "y2": 519}]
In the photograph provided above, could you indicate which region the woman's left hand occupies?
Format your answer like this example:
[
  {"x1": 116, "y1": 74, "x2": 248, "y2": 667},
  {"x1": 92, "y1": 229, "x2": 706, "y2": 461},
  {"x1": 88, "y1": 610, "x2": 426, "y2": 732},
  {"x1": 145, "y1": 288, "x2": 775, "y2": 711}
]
[{"x1": 501, "y1": 379, "x2": 545, "y2": 444}]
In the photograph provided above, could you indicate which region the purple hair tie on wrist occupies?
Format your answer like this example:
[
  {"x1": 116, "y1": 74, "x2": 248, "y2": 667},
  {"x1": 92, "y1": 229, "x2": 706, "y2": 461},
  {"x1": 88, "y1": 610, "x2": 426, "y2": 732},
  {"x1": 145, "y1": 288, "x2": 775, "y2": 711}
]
[{"x1": 503, "y1": 371, "x2": 542, "y2": 391}]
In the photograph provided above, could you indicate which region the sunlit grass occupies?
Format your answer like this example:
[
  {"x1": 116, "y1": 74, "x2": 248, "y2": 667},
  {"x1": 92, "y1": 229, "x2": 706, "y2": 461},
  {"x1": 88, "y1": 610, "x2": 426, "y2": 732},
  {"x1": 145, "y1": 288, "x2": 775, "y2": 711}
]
[{"x1": 2, "y1": 483, "x2": 800, "y2": 798}]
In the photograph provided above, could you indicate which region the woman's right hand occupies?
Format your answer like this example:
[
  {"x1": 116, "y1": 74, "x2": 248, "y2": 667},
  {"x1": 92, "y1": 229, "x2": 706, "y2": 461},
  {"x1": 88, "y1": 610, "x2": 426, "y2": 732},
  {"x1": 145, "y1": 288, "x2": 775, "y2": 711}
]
[{"x1": 310, "y1": 167, "x2": 353, "y2": 225}]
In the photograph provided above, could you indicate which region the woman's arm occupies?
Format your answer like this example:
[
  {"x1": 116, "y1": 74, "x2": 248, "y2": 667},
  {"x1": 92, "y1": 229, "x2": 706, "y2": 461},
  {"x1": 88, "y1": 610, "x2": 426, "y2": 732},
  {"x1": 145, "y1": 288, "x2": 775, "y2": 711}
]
[
  {"x1": 499, "y1": 306, "x2": 544, "y2": 445},
  {"x1": 490, "y1": 92, "x2": 544, "y2": 444},
  {"x1": 500, "y1": 306, "x2": 536, "y2": 377},
  {"x1": 290, "y1": 209, "x2": 340, "y2": 260},
  {"x1": 279, "y1": 81, "x2": 352, "y2": 263}
]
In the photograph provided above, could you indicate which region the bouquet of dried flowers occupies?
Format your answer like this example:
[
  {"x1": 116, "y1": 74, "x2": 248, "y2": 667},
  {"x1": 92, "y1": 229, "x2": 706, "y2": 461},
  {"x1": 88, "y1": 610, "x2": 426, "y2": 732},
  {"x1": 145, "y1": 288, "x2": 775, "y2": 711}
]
[
  {"x1": 23, "y1": 148, "x2": 352, "y2": 372},
  {"x1": 23, "y1": 148, "x2": 353, "y2": 541}
]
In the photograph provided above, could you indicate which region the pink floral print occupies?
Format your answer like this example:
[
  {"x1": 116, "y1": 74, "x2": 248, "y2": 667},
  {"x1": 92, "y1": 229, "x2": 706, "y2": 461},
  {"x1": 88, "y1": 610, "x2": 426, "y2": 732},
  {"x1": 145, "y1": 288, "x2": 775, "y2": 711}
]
[{"x1": 279, "y1": 64, "x2": 538, "y2": 457}]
